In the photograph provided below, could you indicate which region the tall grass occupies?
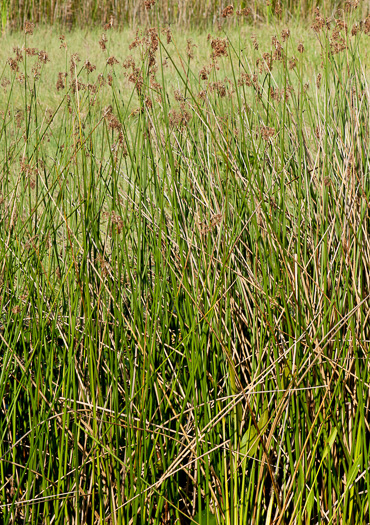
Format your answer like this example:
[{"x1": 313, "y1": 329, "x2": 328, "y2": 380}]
[
  {"x1": 0, "y1": 3, "x2": 370, "y2": 523},
  {"x1": 1, "y1": 0, "x2": 370, "y2": 31}
]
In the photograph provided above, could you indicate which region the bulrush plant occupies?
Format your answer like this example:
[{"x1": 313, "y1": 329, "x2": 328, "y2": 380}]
[
  {"x1": 1, "y1": 0, "x2": 369, "y2": 30},
  {"x1": 0, "y1": 2, "x2": 370, "y2": 524}
]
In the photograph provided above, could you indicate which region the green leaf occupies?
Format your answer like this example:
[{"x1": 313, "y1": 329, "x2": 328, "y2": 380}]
[
  {"x1": 193, "y1": 509, "x2": 217, "y2": 524},
  {"x1": 347, "y1": 455, "x2": 362, "y2": 488},
  {"x1": 306, "y1": 483, "x2": 315, "y2": 523},
  {"x1": 322, "y1": 427, "x2": 337, "y2": 461},
  {"x1": 240, "y1": 404, "x2": 269, "y2": 459}
]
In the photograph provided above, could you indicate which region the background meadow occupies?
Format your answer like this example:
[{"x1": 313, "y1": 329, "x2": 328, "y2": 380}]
[{"x1": 1, "y1": 1, "x2": 370, "y2": 524}]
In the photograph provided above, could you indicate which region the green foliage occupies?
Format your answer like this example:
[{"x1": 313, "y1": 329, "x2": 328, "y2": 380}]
[
  {"x1": 193, "y1": 509, "x2": 218, "y2": 524},
  {"x1": 1, "y1": 5, "x2": 370, "y2": 524}
]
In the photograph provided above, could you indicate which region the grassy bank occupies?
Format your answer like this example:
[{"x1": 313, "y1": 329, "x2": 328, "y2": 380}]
[
  {"x1": 1, "y1": 4, "x2": 370, "y2": 524},
  {"x1": 2, "y1": 0, "x2": 370, "y2": 31}
]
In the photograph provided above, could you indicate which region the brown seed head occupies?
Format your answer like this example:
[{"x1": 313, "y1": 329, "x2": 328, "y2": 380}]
[
  {"x1": 162, "y1": 27, "x2": 172, "y2": 44},
  {"x1": 364, "y1": 15, "x2": 370, "y2": 35},
  {"x1": 145, "y1": 96, "x2": 153, "y2": 109},
  {"x1": 107, "y1": 56, "x2": 119, "y2": 66},
  {"x1": 122, "y1": 57, "x2": 135, "y2": 69},
  {"x1": 104, "y1": 15, "x2": 115, "y2": 30},
  {"x1": 1, "y1": 78, "x2": 10, "y2": 91},
  {"x1": 144, "y1": 0, "x2": 156, "y2": 9},
  {"x1": 169, "y1": 107, "x2": 191, "y2": 128},
  {"x1": 70, "y1": 53, "x2": 80, "y2": 76},
  {"x1": 211, "y1": 37, "x2": 228, "y2": 59},
  {"x1": 275, "y1": 1, "x2": 282, "y2": 15},
  {"x1": 174, "y1": 90, "x2": 185, "y2": 102},
  {"x1": 99, "y1": 33, "x2": 108, "y2": 51},
  {"x1": 150, "y1": 76, "x2": 162, "y2": 92},
  {"x1": 288, "y1": 56, "x2": 297, "y2": 70},
  {"x1": 236, "y1": 7, "x2": 251, "y2": 16},
  {"x1": 13, "y1": 46, "x2": 24, "y2": 63},
  {"x1": 257, "y1": 53, "x2": 273, "y2": 73},
  {"x1": 85, "y1": 60, "x2": 96, "y2": 73},
  {"x1": 59, "y1": 35, "x2": 67, "y2": 50},
  {"x1": 238, "y1": 73, "x2": 252, "y2": 87},
  {"x1": 128, "y1": 67, "x2": 144, "y2": 94},
  {"x1": 7, "y1": 58, "x2": 19, "y2": 72},
  {"x1": 199, "y1": 66, "x2": 209, "y2": 80},
  {"x1": 222, "y1": 5, "x2": 234, "y2": 18},
  {"x1": 186, "y1": 39, "x2": 196, "y2": 60},
  {"x1": 129, "y1": 33, "x2": 141, "y2": 50},
  {"x1": 24, "y1": 21, "x2": 35, "y2": 35},
  {"x1": 312, "y1": 9, "x2": 326, "y2": 32},
  {"x1": 15, "y1": 109, "x2": 23, "y2": 128},
  {"x1": 210, "y1": 81, "x2": 227, "y2": 98},
  {"x1": 38, "y1": 50, "x2": 49, "y2": 64},
  {"x1": 351, "y1": 23, "x2": 360, "y2": 36},
  {"x1": 261, "y1": 126, "x2": 275, "y2": 141},
  {"x1": 56, "y1": 72, "x2": 67, "y2": 91},
  {"x1": 281, "y1": 29, "x2": 290, "y2": 42},
  {"x1": 251, "y1": 35, "x2": 259, "y2": 50},
  {"x1": 26, "y1": 47, "x2": 38, "y2": 56}
]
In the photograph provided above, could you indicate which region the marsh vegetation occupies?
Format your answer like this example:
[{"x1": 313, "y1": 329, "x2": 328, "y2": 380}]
[{"x1": 1, "y1": 1, "x2": 370, "y2": 523}]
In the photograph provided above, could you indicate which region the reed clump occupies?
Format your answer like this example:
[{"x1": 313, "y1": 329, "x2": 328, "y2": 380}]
[
  {"x1": 1, "y1": 0, "x2": 370, "y2": 31},
  {"x1": 0, "y1": 2, "x2": 370, "y2": 524}
]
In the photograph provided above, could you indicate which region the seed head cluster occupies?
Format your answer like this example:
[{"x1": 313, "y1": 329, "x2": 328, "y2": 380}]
[
  {"x1": 236, "y1": 8, "x2": 251, "y2": 17},
  {"x1": 210, "y1": 38, "x2": 228, "y2": 59},
  {"x1": 144, "y1": 0, "x2": 156, "y2": 9},
  {"x1": 24, "y1": 21, "x2": 35, "y2": 35},
  {"x1": 222, "y1": 5, "x2": 234, "y2": 18}
]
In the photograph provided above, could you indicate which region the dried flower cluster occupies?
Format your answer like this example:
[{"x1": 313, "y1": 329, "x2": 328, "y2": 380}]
[
  {"x1": 236, "y1": 8, "x2": 251, "y2": 17},
  {"x1": 210, "y1": 37, "x2": 228, "y2": 59},
  {"x1": 169, "y1": 105, "x2": 191, "y2": 128},
  {"x1": 20, "y1": 159, "x2": 39, "y2": 189},
  {"x1": 107, "y1": 56, "x2": 119, "y2": 67},
  {"x1": 104, "y1": 15, "x2": 115, "y2": 30},
  {"x1": 38, "y1": 50, "x2": 49, "y2": 64},
  {"x1": 103, "y1": 106, "x2": 126, "y2": 159},
  {"x1": 257, "y1": 53, "x2": 273, "y2": 73},
  {"x1": 56, "y1": 72, "x2": 67, "y2": 91},
  {"x1": 24, "y1": 21, "x2": 35, "y2": 35},
  {"x1": 127, "y1": 65, "x2": 144, "y2": 94},
  {"x1": 209, "y1": 81, "x2": 227, "y2": 98},
  {"x1": 85, "y1": 60, "x2": 96, "y2": 74},
  {"x1": 288, "y1": 56, "x2": 297, "y2": 70},
  {"x1": 312, "y1": 8, "x2": 331, "y2": 33},
  {"x1": 59, "y1": 35, "x2": 67, "y2": 50},
  {"x1": 251, "y1": 35, "x2": 259, "y2": 50},
  {"x1": 144, "y1": 0, "x2": 156, "y2": 9},
  {"x1": 260, "y1": 126, "x2": 275, "y2": 141},
  {"x1": 281, "y1": 29, "x2": 290, "y2": 42},
  {"x1": 110, "y1": 211, "x2": 124, "y2": 233},
  {"x1": 186, "y1": 39, "x2": 196, "y2": 60},
  {"x1": 161, "y1": 27, "x2": 172, "y2": 44},
  {"x1": 275, "y1": 1, "x2": 282, "y2": 16},
  {"x1": 238, "y1": 73, "x2": 252, "y2": 87},
  {"x1": 99, "y1": 33, "x2": 108, "y2": 51},
  {"x1": 222, "y1": 5, "x2": 234, "y2": 18}
]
